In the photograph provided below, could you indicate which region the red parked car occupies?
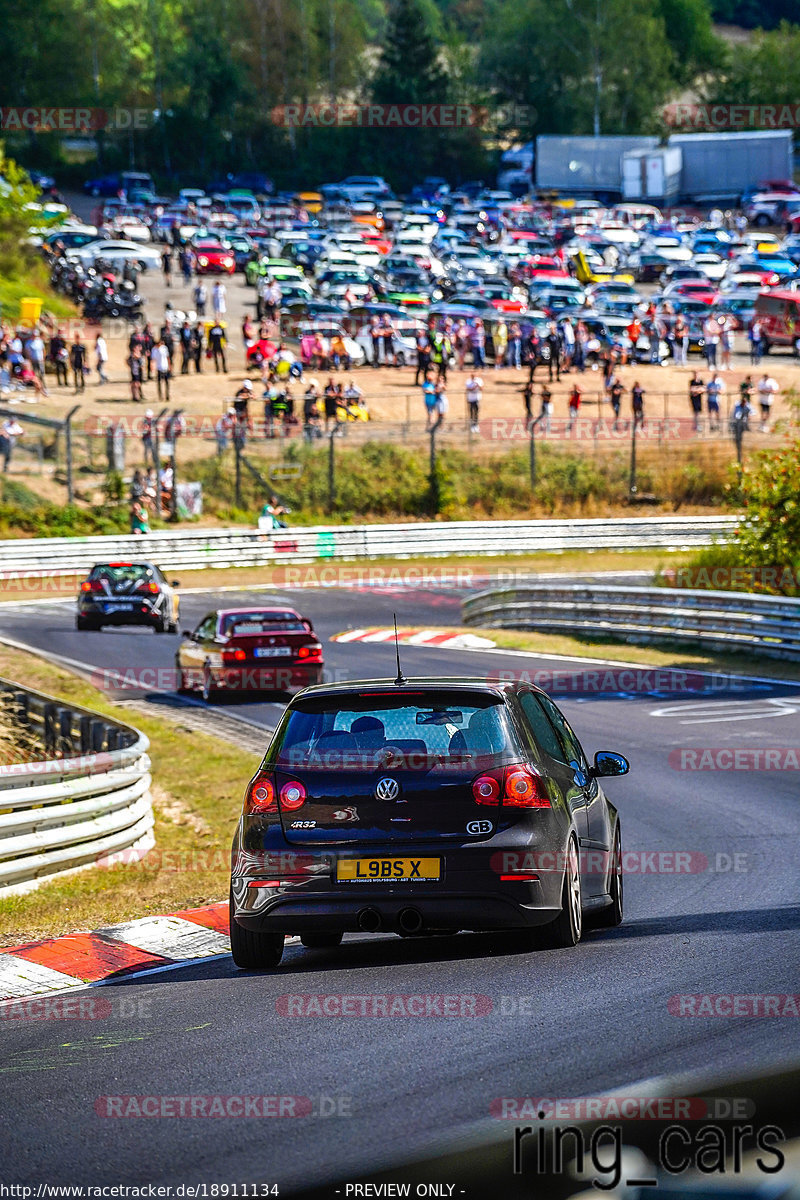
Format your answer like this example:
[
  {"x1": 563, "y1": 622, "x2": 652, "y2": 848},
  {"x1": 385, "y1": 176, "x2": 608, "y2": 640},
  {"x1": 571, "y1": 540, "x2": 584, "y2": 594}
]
[
  {"x1": 193, "y1": 239, "x2": 235, "y2": 275},
  {"x1": 176, "y1": 607, "x2": 324, "y2": 702}
]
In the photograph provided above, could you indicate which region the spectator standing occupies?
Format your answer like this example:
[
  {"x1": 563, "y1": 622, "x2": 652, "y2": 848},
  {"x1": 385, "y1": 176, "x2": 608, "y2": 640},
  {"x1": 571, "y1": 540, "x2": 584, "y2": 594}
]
[
  {"x1": 50, "y1": 329, "x2": 68, "y2": 386},
  {"x1": 674, "y1": 314, "x2": 689, "y2": 367},
  {"x1": 208, "y1": 320, "x2": 227, "y2": 373},
  {"x1": 141, "y1": 408, "x2": 156, "y2": 464},
  {"x1": 508, "y1": 321, "x2": 522, "y2": 369},
  {"x1": 193, "y1": 281, "x2": 207, "y2": 317},
  {"x1": 609, "y1": 376, "x2": 624, "y2": 428},
  {"x1": 567, "y1": 384, "x2": 581, "y2": 430},
  {"x1": 706, "y1": 373, "x2": 724, "y2": 432},
  {"x1": 631, "y1": 381, "x2": 645, "y2": 428},
  {"x1": 161, "y1": 246, "x2": 172, "y2": 288},
  {"x1": 748, "y1": 318, "x2": 763, "y2": 365},
  {"x1": 689, "y1": 372, "x2": 704, "y2": 432},
  {"x1": 757, "y1": 373, "x2": 778, "y2": 431},
  {"x1": 465, "y1": 372, "x2": 483, "y2": 433},
  {"x1": 540, "y1": 384, "x2": 553, "y2": 434},
  {"x1": 128, "y1": 344, "x2": 144, "y2": 402},
  {"x1": 0, "y1": 417, "x2": 23, "y2": 471},
  {"x1": 212, "y1": 281, "x2": 227, "y2": 323},
  {"x1": 414, "y1": 328, "x2": 430, "y2": 385},
  {"x1": 190, "y1": 323, "x2": 204, "y2": 373},
  {"x1": 494, "y1": 319, "x2": 508, "y2": 369},
  {"x1": 152, "y1": 338, "x2": 171, "y2": 402},
  {"x1": 70, "y1": 335, "x2": 87, "y2": 392},
  {"x1": 95, "y1": 333, "x2": 108, "y2": 384}
]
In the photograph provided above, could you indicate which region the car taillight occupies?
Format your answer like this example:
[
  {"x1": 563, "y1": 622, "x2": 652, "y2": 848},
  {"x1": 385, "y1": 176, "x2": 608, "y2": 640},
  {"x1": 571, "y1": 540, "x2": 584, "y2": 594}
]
[
  {"x1": 503, "y1": 765, "x2": 550, "y2": 808},
  {"x1": 297, "y1": 644, "x2": 322, "y2": 661},
  {"x1": 472, "y1": 766, "x2": 551, "y2": 808},
  {"x1": 81, "y1": 580, "x2": 101, "y2": 592},
  {"x1": 222, "y1": 648, "x2": 247, "y2": 663},
  {"x1": 280, "y1": 780, "x2": 307, "y2": 811},
  {"x1": 472, "y1": 772, "x2": 501, "y2": 806},
  {"x1": 144, "y1": 581, "x2": 159, "y2": 593},
  {"x1": 245, "y1": 771, "x2": 276, "y2": 814}
]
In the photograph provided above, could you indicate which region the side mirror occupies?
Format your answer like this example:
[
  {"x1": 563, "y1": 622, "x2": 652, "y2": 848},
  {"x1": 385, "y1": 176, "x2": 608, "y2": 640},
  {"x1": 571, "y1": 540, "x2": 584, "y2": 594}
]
[
  {"x1": 181, "y1": 629, "x2": 192, "y2": 639},
  {"x1": 590, "y1": 751, "x2": 630, "y2": 779}
]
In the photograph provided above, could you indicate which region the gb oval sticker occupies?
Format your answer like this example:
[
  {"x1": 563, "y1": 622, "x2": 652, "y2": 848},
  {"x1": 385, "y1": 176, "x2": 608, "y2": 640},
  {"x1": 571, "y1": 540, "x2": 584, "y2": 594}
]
[{"x1": 466, "y1": 820, "x2": 493, "y2": 835}]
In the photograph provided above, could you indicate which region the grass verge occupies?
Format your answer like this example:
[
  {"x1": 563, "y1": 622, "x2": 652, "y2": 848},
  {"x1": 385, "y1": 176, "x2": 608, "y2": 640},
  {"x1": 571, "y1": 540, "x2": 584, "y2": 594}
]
[{"x1": 0, "y1": 645, "x2": 260, "y2": 948}]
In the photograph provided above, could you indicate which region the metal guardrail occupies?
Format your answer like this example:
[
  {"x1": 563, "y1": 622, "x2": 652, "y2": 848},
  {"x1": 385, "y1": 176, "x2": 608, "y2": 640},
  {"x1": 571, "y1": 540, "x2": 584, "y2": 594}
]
[
  {"x1": 0, "y1": 680, "x2": 153, "y2": 893},
  {"x1": 0, "y1": 516, "x2": 738, "y2": 578},
  {"x1": 462, "y1": 583, "x2": 800, "y2": 662}
]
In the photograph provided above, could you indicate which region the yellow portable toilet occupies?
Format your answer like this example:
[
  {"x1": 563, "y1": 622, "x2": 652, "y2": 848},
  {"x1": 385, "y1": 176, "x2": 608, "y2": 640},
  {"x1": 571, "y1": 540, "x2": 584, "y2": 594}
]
[{"x1": 19, "y1": 297, "x2": 43, "y2": 328}]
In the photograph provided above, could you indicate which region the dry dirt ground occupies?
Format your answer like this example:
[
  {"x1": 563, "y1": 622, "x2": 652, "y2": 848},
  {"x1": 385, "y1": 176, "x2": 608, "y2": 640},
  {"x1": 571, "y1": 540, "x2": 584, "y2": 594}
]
[{"x1": 4, "y1": 262, "x2": 798, "y2": 487}]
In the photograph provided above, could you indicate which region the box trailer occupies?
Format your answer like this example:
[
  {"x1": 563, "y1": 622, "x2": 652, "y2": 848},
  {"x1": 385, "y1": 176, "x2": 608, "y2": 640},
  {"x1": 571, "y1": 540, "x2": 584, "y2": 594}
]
[
  {"x1": 622, "y1": 146, "x2": 683, "y2": 202},
  {"x1": 535, "y1": 136, "x2": 658, "y2": 198},
  {"x1": 669, "y1": 130, "x2": 794, "y2": 203}
]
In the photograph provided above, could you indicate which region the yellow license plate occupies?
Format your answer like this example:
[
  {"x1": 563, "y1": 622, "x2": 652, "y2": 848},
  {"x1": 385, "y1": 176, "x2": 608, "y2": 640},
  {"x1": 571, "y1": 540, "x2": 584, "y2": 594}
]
[{"x1": 336, "y1": 857, "x2": 440, "y2": 883}]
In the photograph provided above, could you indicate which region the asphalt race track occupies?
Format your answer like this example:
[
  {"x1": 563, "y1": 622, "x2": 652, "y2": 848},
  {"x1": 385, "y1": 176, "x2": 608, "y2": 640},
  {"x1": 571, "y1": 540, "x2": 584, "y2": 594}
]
[{"x1": 1, "y1": 585, "x2": 799, "y2": 1194}]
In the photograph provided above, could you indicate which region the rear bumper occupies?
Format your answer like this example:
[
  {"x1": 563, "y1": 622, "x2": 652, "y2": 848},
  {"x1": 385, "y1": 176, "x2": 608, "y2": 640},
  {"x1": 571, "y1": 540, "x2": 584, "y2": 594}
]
[
  {"x1": 231, "y1": 871, "x2": 564, "y2": 934},
  {"x1": 79, "y1": 603, "x2": 158, "y2": 625},
  {"x1": 209, "y1": 663, "x2": 323, "y2": 693}
]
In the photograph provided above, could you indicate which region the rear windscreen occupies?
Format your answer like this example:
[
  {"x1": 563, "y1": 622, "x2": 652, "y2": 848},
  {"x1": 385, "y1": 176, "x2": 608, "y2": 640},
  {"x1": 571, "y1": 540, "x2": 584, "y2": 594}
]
[
  {"x1": 268, "y1": 694, "x2": 516, "y2": 773},
  {"x1": 221, "y1": 612, "x2": 305, "y2": 636},
  {"x1": 89, "y1": 565, "x2": 153, "y2": 591}
]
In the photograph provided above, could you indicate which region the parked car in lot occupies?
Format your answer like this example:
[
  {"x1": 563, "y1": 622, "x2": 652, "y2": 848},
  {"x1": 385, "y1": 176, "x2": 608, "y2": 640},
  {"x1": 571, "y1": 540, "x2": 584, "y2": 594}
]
[
  {"x1": 77, "y1": 562, "x2": 179, "y2": 633},
  {"x1": 229, "y1": 676, "x2": 629, "y2": 967},
  {"x1": 193, "y1": 238, "x2": 236, "y2": 275},
  {"x1": 177, "y1": 607, "x2": 323, "y2": 703}
]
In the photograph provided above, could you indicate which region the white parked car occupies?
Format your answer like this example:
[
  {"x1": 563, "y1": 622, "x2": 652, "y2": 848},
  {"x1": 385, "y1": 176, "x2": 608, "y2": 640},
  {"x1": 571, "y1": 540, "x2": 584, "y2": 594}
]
[
  {"x1": 691, "y1": 253, "x2": 728, "y2": 282},
  {"x1": 355, "y1": 322, "x2": 418, "y2": 366},
  {"x1": 70, "y1": 239, "x2": 163, "y2": 270}
]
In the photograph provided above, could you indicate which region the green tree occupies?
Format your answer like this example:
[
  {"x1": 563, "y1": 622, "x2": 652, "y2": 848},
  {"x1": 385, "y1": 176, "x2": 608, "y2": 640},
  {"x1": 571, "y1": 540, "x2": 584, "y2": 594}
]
[
  {"x1": 0, "y1": 149, "x2": 41, "y2": 276},
  {"x1": 480, "y1": 0, "x2": 676, "y2": 137},
  {"x1": 703, "y1": 21, "x2": 800, "y2": 111},
  {"x1": 657, "y1": 0, "x2": 722, "y2": 84}
]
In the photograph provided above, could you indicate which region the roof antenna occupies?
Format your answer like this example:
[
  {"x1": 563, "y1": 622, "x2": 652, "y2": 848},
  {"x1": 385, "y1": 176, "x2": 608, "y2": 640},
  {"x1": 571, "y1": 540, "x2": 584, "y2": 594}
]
[{"x1": 393, "y1": 613, "x2": 406, "y2": 687}]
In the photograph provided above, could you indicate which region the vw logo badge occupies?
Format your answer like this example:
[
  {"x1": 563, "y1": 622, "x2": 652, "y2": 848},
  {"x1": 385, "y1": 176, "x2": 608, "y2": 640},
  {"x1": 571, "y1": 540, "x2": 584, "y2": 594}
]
[{"x1": 375, "y1": 777, "x2": 400, "y2": 801}]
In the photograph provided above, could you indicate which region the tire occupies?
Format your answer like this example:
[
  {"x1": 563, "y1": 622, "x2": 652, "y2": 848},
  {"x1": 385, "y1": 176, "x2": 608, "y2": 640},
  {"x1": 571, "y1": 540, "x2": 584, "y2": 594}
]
[
  {"x1": 76, "y1": 616, "x2": 97, "y2": 631},
  {"x1": 539, "y1": 836, "x2": 582, "y2": 949},
  {"x1": 396, "y1": 350, "x2": 406, "y2": 367},
  {"x1": 588, "y1": 825, "x2": 623, "y2": 929},
  {"x1": 755, "y1": 213, "x2": 770, "y2": 227},
  {"x1": 229, "y1": 891, "x2": 285, "y2": 969},
  {"x1": 300, "y1": 933, "x2": 343, "y2": 949}
]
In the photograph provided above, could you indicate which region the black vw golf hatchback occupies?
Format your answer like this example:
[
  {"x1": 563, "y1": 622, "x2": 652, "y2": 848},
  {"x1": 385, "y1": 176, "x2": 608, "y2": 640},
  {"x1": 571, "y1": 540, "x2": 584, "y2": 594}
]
[{"x1": 229, "y1": 677, "x2": 629, "y2": 968}]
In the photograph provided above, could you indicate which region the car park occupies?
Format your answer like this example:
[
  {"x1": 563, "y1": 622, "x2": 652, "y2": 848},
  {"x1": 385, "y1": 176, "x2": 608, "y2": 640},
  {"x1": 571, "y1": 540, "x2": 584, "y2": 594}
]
[
  {"x1": 76, "y1": 562, "x2": 179, "y2": 633},
  {"x1": 228, "y1": 676, "x2": 628, "y2": 968}
]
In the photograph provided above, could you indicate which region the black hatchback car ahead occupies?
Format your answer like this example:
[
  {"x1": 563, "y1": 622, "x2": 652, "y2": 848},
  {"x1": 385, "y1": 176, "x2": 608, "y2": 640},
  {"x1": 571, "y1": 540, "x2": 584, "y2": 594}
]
[
  {"x1": 229, "y1": 677, "x2": 629, "y2": 968},
  {"x1": 76, "y1": 561, "x2": 180, "y2": 632}
]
